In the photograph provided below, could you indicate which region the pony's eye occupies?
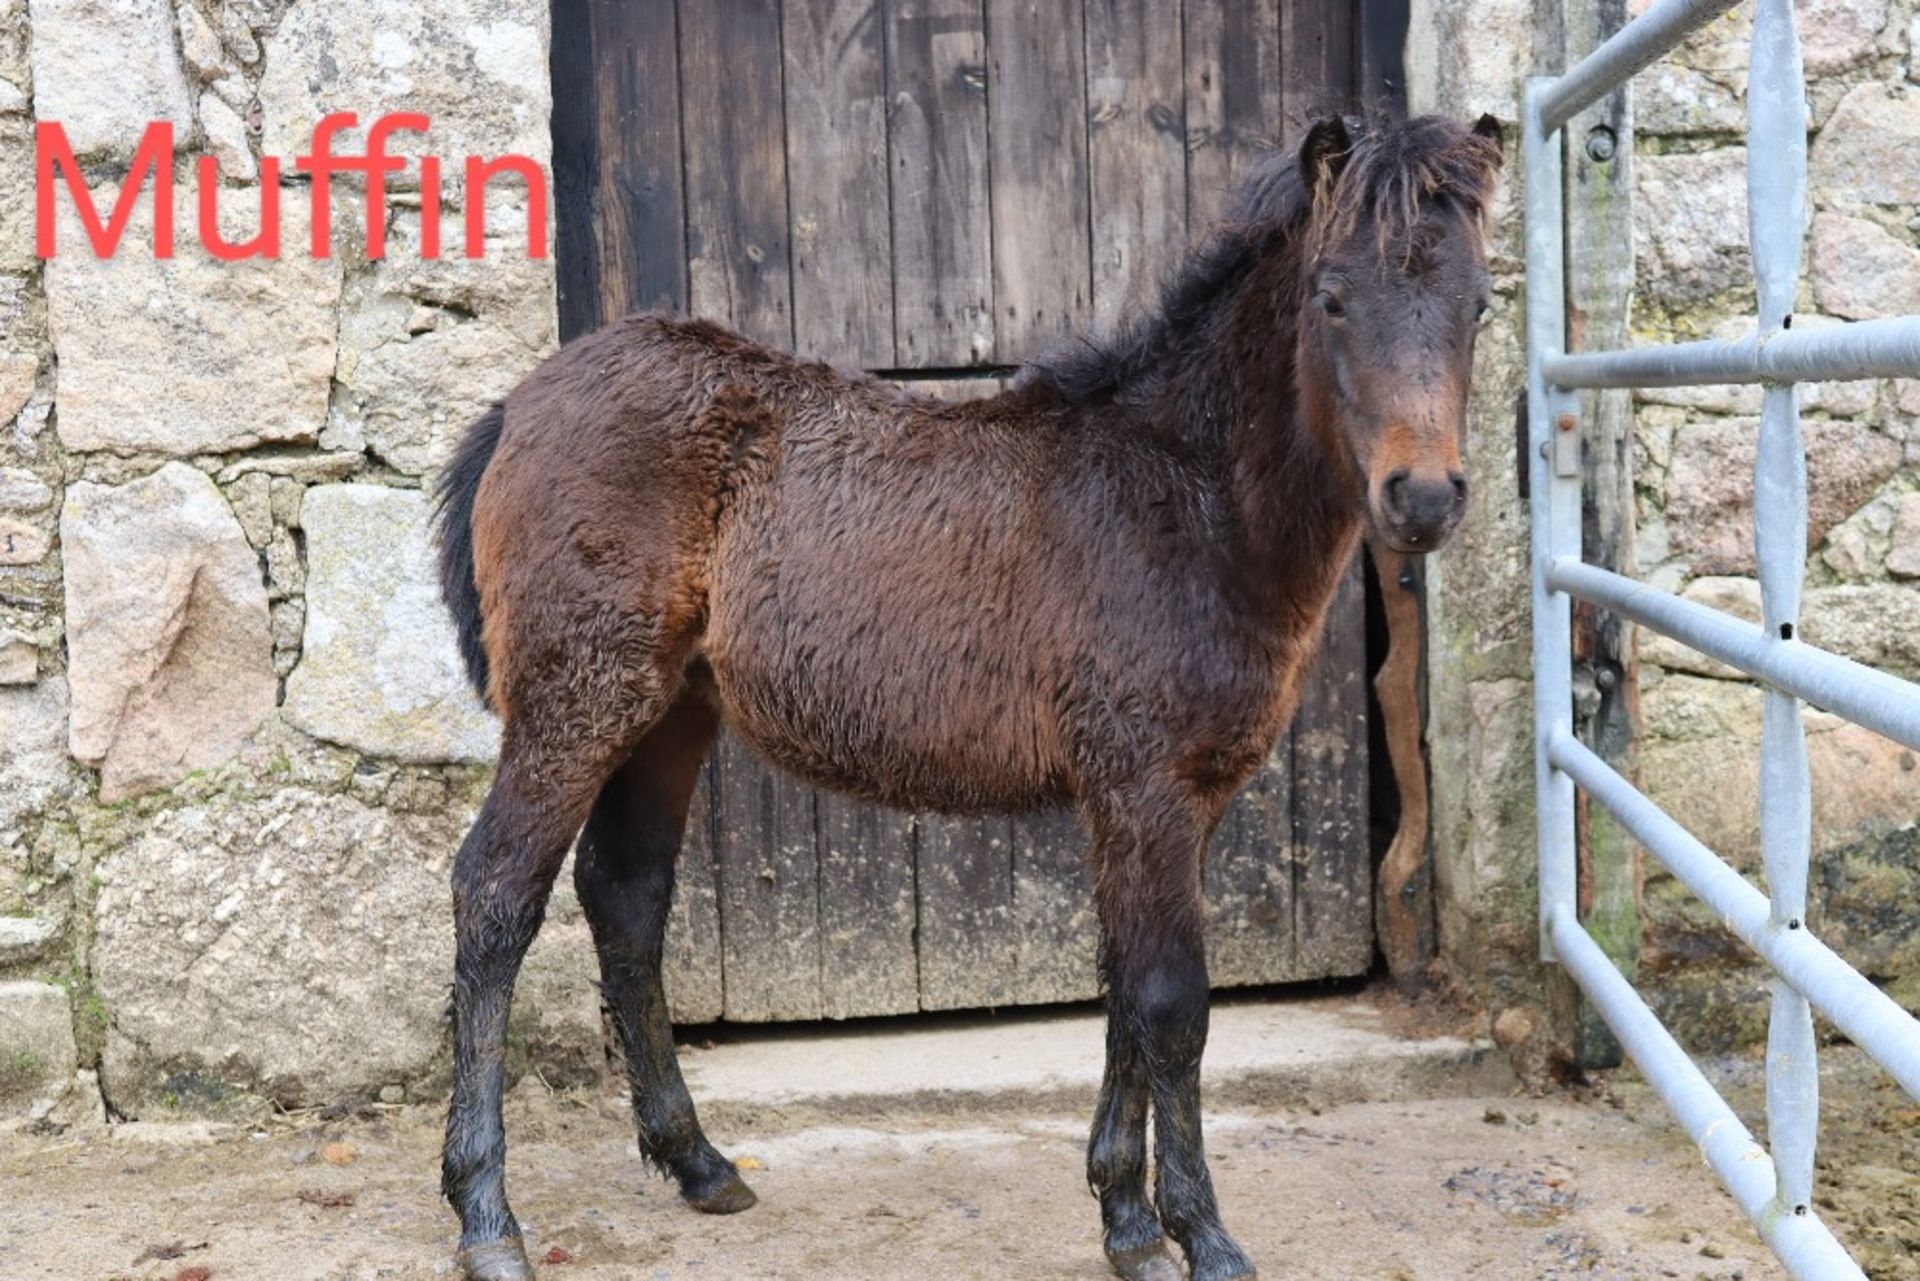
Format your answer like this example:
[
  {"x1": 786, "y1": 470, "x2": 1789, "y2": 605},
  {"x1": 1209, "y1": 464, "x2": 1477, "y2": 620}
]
[{"x1": 1319, "y1": 292, "x2": 1347, "y2": 319}]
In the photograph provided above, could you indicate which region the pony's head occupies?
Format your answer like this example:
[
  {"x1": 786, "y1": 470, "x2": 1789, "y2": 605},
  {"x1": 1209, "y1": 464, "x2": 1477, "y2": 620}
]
[{"x1": 1293, "y1": 113, "x2": 1505, "y2": 554}]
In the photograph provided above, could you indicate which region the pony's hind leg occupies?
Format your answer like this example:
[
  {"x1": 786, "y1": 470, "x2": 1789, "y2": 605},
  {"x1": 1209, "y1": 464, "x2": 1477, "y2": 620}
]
[
  {"x1": 574, "y1": 682, "x2": 756, "y2": 1214},
  {"x1": 443, "y1": 729, "x2": 626, "y2": 1281},
  {"x1": 443, "y1": 641, "x2": 686, "y2": 1279}
]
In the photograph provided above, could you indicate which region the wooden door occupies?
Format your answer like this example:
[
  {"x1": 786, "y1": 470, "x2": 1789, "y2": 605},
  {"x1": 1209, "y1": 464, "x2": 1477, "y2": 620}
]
[{"x1": 551, "y1": 0, "x2": 1406, "y2": 1021}]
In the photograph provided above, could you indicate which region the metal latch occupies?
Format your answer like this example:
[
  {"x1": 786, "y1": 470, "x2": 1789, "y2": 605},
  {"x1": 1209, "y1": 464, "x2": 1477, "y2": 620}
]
[{"x1": 1553, "y1": 411, "x2": 1581, "y2": 478}]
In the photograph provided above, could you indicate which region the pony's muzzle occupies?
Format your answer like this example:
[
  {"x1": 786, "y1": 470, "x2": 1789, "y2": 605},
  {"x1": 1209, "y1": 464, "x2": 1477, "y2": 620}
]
[{"x1": 1374, "y1": 467, "x2": 1468, "y2": 552}]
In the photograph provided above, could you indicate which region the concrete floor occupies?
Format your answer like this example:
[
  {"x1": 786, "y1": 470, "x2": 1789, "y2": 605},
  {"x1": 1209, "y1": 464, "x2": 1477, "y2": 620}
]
[{"x1": 0, "y1": 994, "x2": 1811, "y2": 1280}]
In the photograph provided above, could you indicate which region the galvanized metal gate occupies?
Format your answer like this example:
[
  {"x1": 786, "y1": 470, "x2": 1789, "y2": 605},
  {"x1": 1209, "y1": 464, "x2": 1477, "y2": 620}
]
[{"x1": 1525, "y1": 0, "x2": 1920, "y2": 1275}]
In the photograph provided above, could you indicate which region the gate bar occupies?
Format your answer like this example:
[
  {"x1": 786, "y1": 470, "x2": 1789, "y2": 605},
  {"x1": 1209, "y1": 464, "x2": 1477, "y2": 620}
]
[
  {"x1": 1537, "y1": 0, "x2": 1742, "y2": 134},
  {"x1": 1548, "y1": 908, "x2": 1868, "y2": 1281},
  {"x1": 1544, "y1": 314, "x2": 1920, "y2": 388},
  {"x1": 1746, "y1": 0, "x2": 1819, "y2": 1213},
  {"x1": 1548, "y1": 730, "x2": 1920, "y2": 1099},
  {"x1": 1545, "y1": 557, "x2": 1920, "y2": 752},
  {"x1": 1525, "y1": 76, "x2": 1582, "y2": 960}
]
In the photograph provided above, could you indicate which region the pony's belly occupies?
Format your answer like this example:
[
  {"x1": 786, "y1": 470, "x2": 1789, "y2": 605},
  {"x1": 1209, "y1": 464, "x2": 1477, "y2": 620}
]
[
  {"x1": 730, "y1": 717, "x2": 1062, "y2": 814},
  {"x1": 701, "y1": 443, "x2": 1073, "y2": 813},
  {"x1": 705, "y1": 645, "x2": 1066, "y2": 815}
]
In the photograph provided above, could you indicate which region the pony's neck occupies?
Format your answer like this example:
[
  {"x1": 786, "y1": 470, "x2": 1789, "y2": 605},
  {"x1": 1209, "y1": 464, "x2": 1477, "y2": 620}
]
[
  {"x1": 1025, "y1": 165, "x2": 1371, "y2": 634},
  {"x1": 1144, "y1": 250, "x2": 1367, "y2": 631}
]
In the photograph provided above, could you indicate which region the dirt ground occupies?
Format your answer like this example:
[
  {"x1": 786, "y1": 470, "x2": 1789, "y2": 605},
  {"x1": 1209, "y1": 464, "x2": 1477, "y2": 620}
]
[{"x1": 12, "y1": 1048, "x2": 1912, "y2": 1281}]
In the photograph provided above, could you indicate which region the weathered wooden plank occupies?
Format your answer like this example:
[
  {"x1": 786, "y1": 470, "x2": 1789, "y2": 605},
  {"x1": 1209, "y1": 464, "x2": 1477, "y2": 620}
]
[
  {"x1": 1084, "y1": 0, "x2": 1187, "y2": 332},
  {"x1": 1288, "y1": 554, "x2": 1373, "y2": 977},
  {"x1": 985, "y1": 0, "x2": 1091, "y2": 362},
  {"x1": 1011, "y1": 807, "x2": 1099, "y2": 1005},
  {"x1": 817, "y1": 793, "x2": 920, "y2": 1018},
  {"x1": 663, "y1": 758, "x2": 725, "y2": 1023},
  {"x1": 678, "y1": 0, "x2": 810, "y2": 1021},
  {"x1": 916, "y1": 813, "x2": 1017, "y2": 1010},
  {"x1": 678, "y1": 0, "x2": 794, "y2": 349},
  {"x1": 1564, "y1": 0, "x2": 1637, "y2": 1070},
  {"x1": 549, "y1": 0, "x2": 601, "y2": 339},
  {"x1": 712, "y1": 732, "x2": 823, "y2": 1021},
  {"x1": 1369, "y1": 541, "x2": 1433, "y2": 983},
  {"x1": 1180, "y1": 0, "x2": 1333, "y2": 989},
  {"x1": 1357, "y1": 0, "x2": 1410, "y2": 111},
  {"x1": 1262, "y1": 0, "x2": 1372, "y2": 981},
  {"x1": 885, "y1": 0, "x2": 994, "y2": 367},
  {"x1": 1183, "y1": 0, "x2": 1281, "y2": 236},
  {"x1": 550, "y1": 0, "x2": 686, "y2": 338},
  {"x1": 783, "y1": 0, "x2": 896, "y2": 366},
  {"x1": 553, "y1": 0, "x2": 720, "y2": 1025},
  {"x1": 1204, "y1": 735, "x2": 1297, "y2": 986},
  {"x1": 1281, "y1": 0, "x2": 1353, "y2": 145}
]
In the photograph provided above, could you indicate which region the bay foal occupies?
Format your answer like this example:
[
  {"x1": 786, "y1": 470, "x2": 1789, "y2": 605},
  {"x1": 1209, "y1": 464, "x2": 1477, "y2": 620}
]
[{"x1": 434, "y1": 112, "x2": 1504, "y2": 1280}]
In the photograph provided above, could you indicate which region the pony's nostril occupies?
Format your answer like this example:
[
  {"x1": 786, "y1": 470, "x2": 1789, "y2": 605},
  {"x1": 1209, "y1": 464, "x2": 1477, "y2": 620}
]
[
  {"x1": 1383, "y1": 469, "x2": 1411, "y2": 513},
  {"x1": 1450, "y1": 473, "x2": 1469, "y2": 504}
]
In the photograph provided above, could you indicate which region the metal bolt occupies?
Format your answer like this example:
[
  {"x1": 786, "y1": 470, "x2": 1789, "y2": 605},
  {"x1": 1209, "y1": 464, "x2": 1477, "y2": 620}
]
[
  {"x1": 1585, "y1": 126, "x2": 1617, "y2": 163},
  {"x1": 1556, "y1": 413, "x2": 1577, "y2": 433},
  {"x1": 1595, "y1": 668, "x2": 1617, "y2": 692}
]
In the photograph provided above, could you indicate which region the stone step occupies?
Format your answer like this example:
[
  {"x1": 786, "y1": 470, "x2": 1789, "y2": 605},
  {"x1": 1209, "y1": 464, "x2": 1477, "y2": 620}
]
[{"x1": 678, "y1": 991, "x2": 1513, "y2": 1116}]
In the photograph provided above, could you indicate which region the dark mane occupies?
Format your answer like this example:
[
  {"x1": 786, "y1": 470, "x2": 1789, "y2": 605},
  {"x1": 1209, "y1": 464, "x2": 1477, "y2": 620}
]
[{"x1": 1022, "y1": 113, "x2": 1502, "y2": 407}]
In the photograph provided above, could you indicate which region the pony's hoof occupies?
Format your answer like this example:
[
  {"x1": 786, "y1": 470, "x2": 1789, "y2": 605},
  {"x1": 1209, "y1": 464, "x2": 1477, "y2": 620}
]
[
  {"x1": 1106, "y1": 1239, "x2": 1183, "y2": 1281},
  {"x1": 1190, "y1": 1247, "x2": 1258, "y2": 1281},
  {"x1": 456, "y1": 1237, "x2": 534, "y2": 1281},
  {"x1": 685, "y1": 1168, "x2": 758, "y2": 1215}
]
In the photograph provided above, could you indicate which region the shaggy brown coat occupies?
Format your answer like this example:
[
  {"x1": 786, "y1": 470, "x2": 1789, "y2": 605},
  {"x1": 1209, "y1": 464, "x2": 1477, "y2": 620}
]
[{"x1": 433, "y1": 111, "x2": 1504, "y2": 1281}]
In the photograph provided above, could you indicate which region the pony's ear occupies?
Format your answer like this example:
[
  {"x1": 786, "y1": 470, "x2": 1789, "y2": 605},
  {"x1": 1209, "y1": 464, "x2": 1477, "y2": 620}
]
[
  {"x1": 1471, "y1": 113, "x2": 1506, "y2": 164},
  {"x1": 1300, "y1": 116, "x2": 1352, "y2": 193}
]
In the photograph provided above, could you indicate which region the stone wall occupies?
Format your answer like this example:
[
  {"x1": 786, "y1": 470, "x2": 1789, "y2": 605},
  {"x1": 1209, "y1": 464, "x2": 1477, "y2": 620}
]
[
  {"x1": 1414, "y1": 0, "x2": 1920, "y2": 1059},
  {"x1": 0, "y1": 0, "x2": 579, "y2": 1123},
  {"x1": 1407, "y1": 0, "x2": 1543, "y2": 1034}
]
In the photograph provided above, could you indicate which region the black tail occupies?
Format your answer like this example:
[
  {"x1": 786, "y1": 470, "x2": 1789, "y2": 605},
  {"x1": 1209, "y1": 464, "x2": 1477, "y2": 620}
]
[{"x1": 433, "y1": 401, "x2": 505, "y2": 707}]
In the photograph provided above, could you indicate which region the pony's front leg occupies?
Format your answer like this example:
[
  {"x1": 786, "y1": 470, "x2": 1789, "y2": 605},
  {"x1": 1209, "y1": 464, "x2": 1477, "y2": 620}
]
[
  {"x1": 1088, "y1": 792, "x2": 1255, "y2": 1281},
  {"x1": 443, "y1": 746, "x2": 610, "y2": 1281},
  {"x1": 1089, "y1": 984, "x2": 1178, "y2": 1281}
]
